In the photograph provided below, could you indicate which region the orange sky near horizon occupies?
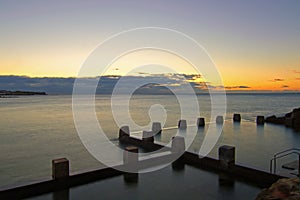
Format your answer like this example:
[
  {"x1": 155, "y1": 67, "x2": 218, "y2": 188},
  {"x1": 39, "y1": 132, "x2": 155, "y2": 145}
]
[{"x1": 0, "y1": 1, "x2": 299, "y2": 91}]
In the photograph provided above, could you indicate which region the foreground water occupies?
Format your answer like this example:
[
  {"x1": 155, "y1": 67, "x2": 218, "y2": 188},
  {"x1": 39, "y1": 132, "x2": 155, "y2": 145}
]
[
  {"x1": 29, "y1": 165, "x2": 260, "y2": 200},
  {"x1": 0, "y1": 93, "x2": 300, "y2": 188}
]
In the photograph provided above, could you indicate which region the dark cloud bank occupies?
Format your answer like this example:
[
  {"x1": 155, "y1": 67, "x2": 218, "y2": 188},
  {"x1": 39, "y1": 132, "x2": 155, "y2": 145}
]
[{"x1": 0, "y1": 75, "x2": 252, "y2": 95}]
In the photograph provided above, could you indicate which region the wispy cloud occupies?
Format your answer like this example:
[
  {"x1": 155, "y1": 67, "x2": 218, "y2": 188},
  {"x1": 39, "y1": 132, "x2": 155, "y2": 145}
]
[
  {"x1": 282, "y1": 85, "x2": 289, "y2": 88},
  {"x1": 270, "y1": 78, "x2": 284, "y2": 82},
  {"x1": 137, "y1": 72, "x2": 150, "y2": 75},
  {"x1": 225, "y1": 85, "x2": 251, "y2": 90},
  {"x1": 292, "y1": 70, "x2": 300, "y2": 74}
]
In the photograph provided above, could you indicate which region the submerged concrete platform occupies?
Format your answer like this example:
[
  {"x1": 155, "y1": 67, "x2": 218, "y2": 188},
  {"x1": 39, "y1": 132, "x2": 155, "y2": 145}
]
[{"x1": 0, "y1": 133, "x2": 286, "y2": 199}]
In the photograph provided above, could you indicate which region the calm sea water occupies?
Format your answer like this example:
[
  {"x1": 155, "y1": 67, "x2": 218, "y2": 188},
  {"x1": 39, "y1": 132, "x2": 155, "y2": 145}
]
[{"x1": 0, "y1": 93, "x2": 300, "y2": 188}]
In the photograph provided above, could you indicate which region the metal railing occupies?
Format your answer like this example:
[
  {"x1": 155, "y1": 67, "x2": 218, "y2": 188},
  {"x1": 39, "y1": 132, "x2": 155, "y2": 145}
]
[{"x1": 270, "y1": 148, "x2": 300, "y2": 176}]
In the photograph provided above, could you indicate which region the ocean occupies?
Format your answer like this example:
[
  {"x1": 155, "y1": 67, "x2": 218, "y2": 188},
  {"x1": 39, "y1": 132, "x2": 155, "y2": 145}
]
[{"x1": 0, "y1": 93, "x2": 300, "y2": 188}]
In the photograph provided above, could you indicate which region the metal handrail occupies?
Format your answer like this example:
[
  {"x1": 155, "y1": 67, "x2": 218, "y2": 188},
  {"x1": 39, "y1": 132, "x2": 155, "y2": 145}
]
[
  {"x1": 270, "y1": 148, "x2": 300, "y2": 176},
  {"x1": 273, "y1": 148, "x2": 300, "y2": 157}
]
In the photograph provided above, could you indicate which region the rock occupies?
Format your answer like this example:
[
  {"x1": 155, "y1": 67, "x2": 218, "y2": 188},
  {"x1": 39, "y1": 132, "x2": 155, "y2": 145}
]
[
  {"x1": 285, "y1": 112, "x2": 293, "y2": 118},
  {"x1": 0, "y1": 90, "x2": 47, "y2": 96},
  {"x1": 265, "y1": 107, "x2": 300, "y2": 131},
  {"x1": 255, "y1": 178, "x2": 300, "y2": 200},
  {"x1": 285, "y1": 118, "x2": 294, "y2": 127},
  {"x1": 265, "y1": 115, "x2": 277, "y2": 123},
  {"x1": 265, "y1": 115, "x2": 285, "y2": 125},
  {"x1": 292, "y1": 108, "x2": 300, "y2": 131}
]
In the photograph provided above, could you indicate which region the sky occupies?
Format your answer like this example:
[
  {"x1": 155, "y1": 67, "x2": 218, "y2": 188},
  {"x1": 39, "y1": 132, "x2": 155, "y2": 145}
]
[{"x1": 0, "y1": 0, "x2": 300, "y2": 91}]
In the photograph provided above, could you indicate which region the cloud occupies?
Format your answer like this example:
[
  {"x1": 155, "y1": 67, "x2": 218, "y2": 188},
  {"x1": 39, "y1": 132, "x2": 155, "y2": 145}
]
[
  {"x1": 296, "y1": 78, "x2": 300, "y2": 81},
  {"x1": 292, "y1": 70, "x2": 300, "y2": 74},
  {"x1": 282, "y1": 85, "x2": 289, "y2": 88},
  {"x1": 270, "y1": 78, "x2": 284, "y2": 82},
  {"x1": 225, "y1": 85, "x2": 251, "y2": 90},
  {"x1": 0, "y1": 75, "x2": 254, "y2": 94},
  {"x1": 137, "y1": 72, "x2": 150, "y2": 75}
]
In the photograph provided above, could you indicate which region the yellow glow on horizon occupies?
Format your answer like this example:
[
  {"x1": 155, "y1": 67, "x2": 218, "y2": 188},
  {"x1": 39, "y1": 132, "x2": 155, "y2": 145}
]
[{"x1": 0, "y1": 48, "x2": 299, "y2": 91}]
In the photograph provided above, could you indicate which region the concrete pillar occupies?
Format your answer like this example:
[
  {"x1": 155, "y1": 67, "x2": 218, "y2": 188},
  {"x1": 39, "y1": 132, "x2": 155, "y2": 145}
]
[
  {"x1": 123, "y1": 146, "x2": 138, "y2": 165},
  {"x1": 233, "y1": 114, "x2": 241, "y2": 122},
  {"x1": 119, "y1": 126, "x2": 130, "y2": 139},
  {"x1": 152, "y1": 122, "x2": 162, "y2": 135},
  {"x1": 142, "y1": 131, "x2": 154, "y2": 143},
  {"x1": 256, "y1": 116, "x2": 265, "y2": 125},
  {"x1": 52, "y1": 158, "x2": 69, "y2": 180},
  {"x1": 219, "y1": 145, "x2": 235, "y2": 169},
  {"x1": 123, "y1": 146, "x2": 139, "y2": 184},
  {"x1": 178, "y1": 119, "x2": 187, "y2": 129},
  {"x1": 171, "y1": 136, "x2": 185, "y2": 154},
  {"x1": 197, "y1": 117, "x2": 205, "y2": 127},
  {"x1": 216, "y1": 116, "x2": 224, "y2": 124}
]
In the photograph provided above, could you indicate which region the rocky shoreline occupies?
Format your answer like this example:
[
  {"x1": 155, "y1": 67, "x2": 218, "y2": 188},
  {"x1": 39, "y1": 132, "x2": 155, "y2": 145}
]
[
  {"x1": 0, "y1": 90, "x2": 47, "y2": 97},
  {"x1": 255, "y1": 178, "x2": 300, "y2": 200},
  {"x1": 265, "y1": 108, "x2": 300, "y2": 131}
]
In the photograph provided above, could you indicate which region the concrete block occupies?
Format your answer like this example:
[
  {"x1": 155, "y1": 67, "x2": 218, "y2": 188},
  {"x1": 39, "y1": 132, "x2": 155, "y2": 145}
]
[
  {"x1": 119, "y1": 126, "x2": 130, "y2": 139},
  {"x1": 256, "y1": 116, "x2": 265, "y2": 125},
  {"x1": 219, "y1": 145, "x2": 235, "y2": 169},
  {"x1": 142, "y1": 131, "x2": 154, "y2": 143},
  {"x1": 123, "y1": 146, "x2": 138, "y2": 165},
  {"x1": 216, "y1": 116, "x2": 224, "y2": 124},
  {"x1": 178, "y1": 120, "x2": 187, "y2": 129},
  {"x1": 197, "y1": 118, "x2": 205, "y2": 127},
  {"x1": 233, "y1": 114, "x2": 241, "y2": 122},
  {"x1": 52, "y1": 158, "x2": 69, "y2": 180},
  {"x1": 171, "y1": 136, "x2": 185, "y2": 154},
  {"x1": 152, "y1": 122, "x2": 162, "y2": 135}
]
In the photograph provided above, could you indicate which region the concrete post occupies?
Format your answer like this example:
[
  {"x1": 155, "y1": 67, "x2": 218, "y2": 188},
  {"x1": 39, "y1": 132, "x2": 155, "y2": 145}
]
[
  {"x1": 119, "y1": 126, "x2": 130, "y2": 139},
  {"x1": 171, "y1": 136, "x2": 185, "y2": 154},
  {"x1": 52, "y1": 158, "x2": 69, "y2": 180},
  {"x1": 257, "y1": 116, "x2": 265, "y2": 125},
  {"x1": 216, "y1": 116, "x2": 224, "y2": 124},
  {"x1": 152, "y1": 122, "x2": 162, "y2": 135},
  {"x1": 142, "y1": 131, "x2": 154, "y2": 143},
  {"x1": 178, "y1": 120, "x2": 187, "y2": 129},
  {"x1": 219, "y1": 145, "x2": 235, "y2": 169},
  {"x1": 197, "y1": 118, "x2": 205, "y2": 127},
  {"x1": 123, "y1": 146, "x2": 139, "y2": 184},
  {"x1": 233, "y1": 114, "x2": 241, "y2": 122},
  {"x1": 123, "y1": 146, "x2": 138, "y2": 165}
]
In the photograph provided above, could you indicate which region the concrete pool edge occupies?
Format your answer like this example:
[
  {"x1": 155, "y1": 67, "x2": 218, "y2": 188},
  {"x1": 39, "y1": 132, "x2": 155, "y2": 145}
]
[{"x1": 0, "y1": 136, "x2": 285, "y2": 199}]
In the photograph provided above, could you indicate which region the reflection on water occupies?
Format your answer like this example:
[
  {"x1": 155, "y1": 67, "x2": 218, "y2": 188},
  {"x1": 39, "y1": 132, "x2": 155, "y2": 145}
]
[
  {"x1": 52, "y1": 189, "x2": 69, "y2": 200},
  {"x1": 29, "y1": 165, "x2": 260, "y2": 200}
]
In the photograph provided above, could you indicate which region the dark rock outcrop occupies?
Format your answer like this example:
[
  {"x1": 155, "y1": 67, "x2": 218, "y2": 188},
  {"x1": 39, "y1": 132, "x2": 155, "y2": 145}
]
[
  {"x1": 255, "y1": 178, "x2": 300, "y2": 200},
  {"x1": 265, "y1": 108, "x2": 300, "y2": 131},
  {"x1": 0, "y1": 90, "x2": 47, "y2": 96},
  {"x1": 265, "y1": 115, "x2": 285, "y2": 125}
]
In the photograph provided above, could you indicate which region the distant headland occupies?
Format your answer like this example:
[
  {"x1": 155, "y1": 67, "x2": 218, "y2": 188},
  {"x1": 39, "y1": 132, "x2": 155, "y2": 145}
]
[{"x1": 0, "y1": 90, "x2": 47, "y2": 97}]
